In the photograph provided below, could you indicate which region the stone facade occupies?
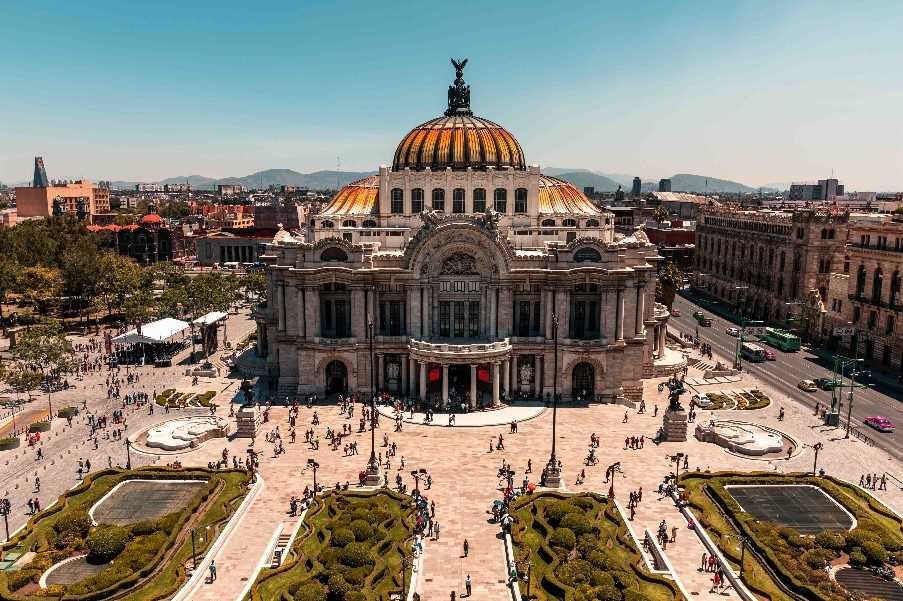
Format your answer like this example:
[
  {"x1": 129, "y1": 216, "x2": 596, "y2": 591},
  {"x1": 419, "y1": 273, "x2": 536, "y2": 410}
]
[
  {"x1": 821, "y1": 214, "x2": 903, "y2": 373},
  {"x1": 695, "y1": 205, "x2": 849, "y2": 326}
]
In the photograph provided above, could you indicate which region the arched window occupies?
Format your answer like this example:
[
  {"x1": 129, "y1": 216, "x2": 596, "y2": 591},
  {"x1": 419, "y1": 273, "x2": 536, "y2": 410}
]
[
  {"x1": 390, "y1": 188, "x2": 404, "y2": 214},
  {"x1": 493, "y1": 188, "x2": 507, "y2": 213},
  {"x1": 891, "y1": 270, "x2": 901, "y2": 306},
  {"x1": 574, "y1": 247, "x2": 601, "y2": 262},
  {"x1": 320, "y1": 247, "x2": 348, "y2": 262},
  {"x1": 514, "y1": 188, "x2": 528, "y2": 213},
  {"x1": 872, "y1": 267, "x2": 884, "y2": 304},
  {"x1": 821, "y1": 228, "x2": 828, "y2": 239},
  {"x1": 855, "y1": 264, "x2": 867, "y2": 298},
  {"x1": 452, "y1": 188, "x2": 465, "y2": 213},
  {"x1": 321, "y1": 220, "x2": 334, "y2": 229},
  {"x1": 472, "y1": 188, "x2": 486, "y2": 213},
  {"x1": 586, "y1": 219, "x2": 600, "y2": 227},
  {"x1": 411, "y1": 188, "x2": 424, "y2": 214},
  {"x1": 562, "y1": 219, "x2": 577, "y2": 227},
  {"x1": 541, "y1": 219, "x2": 556, "y2": 227},
  {"x1": 342, "y1": 220, "x2": 357, "y2": 228},
  {"x1": 432, "y1": 188, "x2": 445, "y2": 211},
  {"x1": 362, "y1": 219, "x2": 377, "y2": 229}
]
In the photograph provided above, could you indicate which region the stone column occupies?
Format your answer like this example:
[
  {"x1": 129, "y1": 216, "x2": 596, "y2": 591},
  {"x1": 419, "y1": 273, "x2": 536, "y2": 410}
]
[
  {"x1": 419, "y1": 361, "x2": 426, "y2": 402},
  {"x1": 498, "y1": 287, "x2": 512, "y2": 338},
  {"x1": 276, "y1": 283, "x2": 285, "y2": 331},
  {"x1": 659, "y1": 325, "x2": 667, "y2": 357},
  {"x1": 615, "y1": 288, "x2": 624, "y2": 340},
  {"x1": 300, "y1": 287, "x2": 307, "y2": 338},
  {"x1": 441, "y1": 364, "x2": 449, "y2": 404},
  {"x1": 635, "y1": 285, "x2": 645, "y2": 336},
  {"x1": 557, "y1": 290, "x2": 570, "y2": 339},
  {"x1": 351, "y1": 289, "x2": 365, "y2": 339},
  {"x1": 488, "y1": 287, "x2": 497, "y2": 339},
  {"x1": 536, "y1": 354, "x2": 544, "y2": 397},
  {"x1": 470, "y1": 364, "x2": 477, "y2": 409},
  {"x1": 409, "y1": 356, "x2": 416, "y2": 395},
  {"x1": 491, "y1": 361, "x2": 500, "y2": 407},
  {"x1": 502, "y1": 358, "x2": 510, "y2": 399},
  {"x1": 544, "y1": 289, "x2": 553, "y2": 339},
  {"x1": 511, "y1": 354, "x2": 518, "y2": 393},
  {"x1": 422, "y1": 287, "x2": 431, "y2": 339},
  {"x1": 407, "y1": 287, "x2": 417, "y2": 337},
  {"x1": 600, "y1": 290, "x2": 608, "y2": 343},
  {"x1": 377, "y1": 354, "x2": 385, "y2": 391},
  {"x1": 401, "y1": 355, "x2": 408, "y2": 395}
]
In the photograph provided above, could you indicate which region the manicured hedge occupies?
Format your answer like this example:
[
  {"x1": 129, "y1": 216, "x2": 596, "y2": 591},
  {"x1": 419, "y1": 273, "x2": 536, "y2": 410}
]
[
  {"x1": 28, "y1": 421, "x2": 50, "y2": 433},
  {"x1": 57, "y1": 406, "x2": 79, "y2": 419},
  {"x1": 0, "y1": 436, "x2": 20, "y2": 451}
]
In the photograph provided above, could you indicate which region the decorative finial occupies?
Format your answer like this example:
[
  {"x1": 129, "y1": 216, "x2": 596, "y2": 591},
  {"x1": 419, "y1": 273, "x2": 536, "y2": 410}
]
[{"x1": 445, "y1": 58, "x2": 472, "y2": 116}]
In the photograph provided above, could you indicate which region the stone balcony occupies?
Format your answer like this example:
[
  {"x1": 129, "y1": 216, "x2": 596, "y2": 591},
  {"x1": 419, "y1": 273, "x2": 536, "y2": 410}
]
[{"x1": 407, "y1": 337, "x2": 512, "y2": 363}]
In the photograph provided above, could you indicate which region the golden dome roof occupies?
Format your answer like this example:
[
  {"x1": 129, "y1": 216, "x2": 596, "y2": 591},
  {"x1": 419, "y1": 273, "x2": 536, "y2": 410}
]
[
  {"x1": 392, "y1": 115, "x2": 525, "y2": 172},
  {"x1": 320, "y1": 176, "x2": 379, "y2": 216},
  {"x1": 538, "y1": 176, "x2": 601, "y2": 215}
]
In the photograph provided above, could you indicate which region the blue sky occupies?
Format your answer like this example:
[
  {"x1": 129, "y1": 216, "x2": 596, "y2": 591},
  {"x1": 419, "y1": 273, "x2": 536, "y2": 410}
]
[{"x1": 2, "y1": 1, "x2": 902, "y2": 189}]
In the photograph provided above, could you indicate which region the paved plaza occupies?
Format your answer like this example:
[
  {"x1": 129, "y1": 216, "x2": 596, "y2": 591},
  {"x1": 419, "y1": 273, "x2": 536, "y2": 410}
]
[{"x1": 1, "y1": 309, "x2": 900, "y2": 600}]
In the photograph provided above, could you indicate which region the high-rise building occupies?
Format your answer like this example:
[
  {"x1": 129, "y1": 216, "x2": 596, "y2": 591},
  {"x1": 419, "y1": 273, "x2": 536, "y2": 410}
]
[
  {"x1": 631, "y1": 177, "x2": 642, "y2": 196},
  {"x1": 789, "y1": 179, "x2": 844, "y2": 201},
  {"x1": 33, "y1": 157, "x2": 49, "y2": 188},
  {"x1": 659, "y1": 178, "x2": 671, "y2": 192}
]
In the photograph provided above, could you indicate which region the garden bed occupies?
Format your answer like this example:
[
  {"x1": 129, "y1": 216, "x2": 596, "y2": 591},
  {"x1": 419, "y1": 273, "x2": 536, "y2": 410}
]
[
  {"x1": 247, "y1": 490, "x2": 417, "y2": 601},
  {"x1": 704, "y1": 390, "x2": 770, "y2": 411},
  {"x1": 155, "y1": 389, "x2": 217, "y2": 409},
  {"x1": 509, "y1": 492, "x2": 683, "y2": 601},
  {"x1": 0, "y1": 466, "x2": 251, "y2": 600},
  {"x1": 679, "y1": 471, "x2": 903, "y2": 601}
]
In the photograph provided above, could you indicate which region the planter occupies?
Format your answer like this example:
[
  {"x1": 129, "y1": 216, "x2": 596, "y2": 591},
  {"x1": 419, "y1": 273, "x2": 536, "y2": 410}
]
[
  {"x1": 28, "y1": 421, "x2": 50, "y2": 433},
  {"x1": 0, "y1": 437, "x2": 20, "y2": 451}
]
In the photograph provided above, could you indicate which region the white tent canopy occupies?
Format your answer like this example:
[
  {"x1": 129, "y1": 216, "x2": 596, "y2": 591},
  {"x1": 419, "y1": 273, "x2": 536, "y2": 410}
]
[
  {"x1": 192, "y1": 311, "x2": 227, "y2": 327},
  {"x1": 112, "y1": 318, "x2": 190, "y2": 345}
]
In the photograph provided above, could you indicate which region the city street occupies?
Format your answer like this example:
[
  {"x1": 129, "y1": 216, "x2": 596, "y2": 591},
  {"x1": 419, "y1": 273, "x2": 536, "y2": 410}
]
[{"x1": 669, "y1": 292, "x2": 903, "y2": 460}]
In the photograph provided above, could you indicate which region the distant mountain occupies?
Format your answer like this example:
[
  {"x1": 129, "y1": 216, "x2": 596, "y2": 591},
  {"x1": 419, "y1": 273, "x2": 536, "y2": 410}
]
[
  {"x1": 109, "y1": 169, "x2": 376, "y2": 191},
  {"x1": 544, "y1": 167, "x2": 639, "y2": 188},
  {"x1": 668, "y1": 173, "x2": 756, "y2": 194},
  {"x1": 552, "y1": 171, "x2": 622, "y2": 192}
]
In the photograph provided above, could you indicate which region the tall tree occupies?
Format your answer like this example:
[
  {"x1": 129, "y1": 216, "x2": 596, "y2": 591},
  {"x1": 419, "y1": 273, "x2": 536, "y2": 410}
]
[
  {"x1": 0, "y1": 256, "x2": 20, "y2": 321},
  {"x1": 13, "y1": 319, "x2": 78, "y2": 418},
  {"x1": 18, "y1": 266, "x2": 63, "y2": 316},
  {"x1": 95, "y1": 253, "x2": 142, "y2": 317},
  {"x1": 656, "y1": 262, "x2": 683, "y2": 309}
]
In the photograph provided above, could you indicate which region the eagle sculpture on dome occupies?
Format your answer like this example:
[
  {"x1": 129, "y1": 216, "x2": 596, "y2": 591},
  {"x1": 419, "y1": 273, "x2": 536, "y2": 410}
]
[{"x1": 446, "y1": 58, "x2": 472, "y2": 116}]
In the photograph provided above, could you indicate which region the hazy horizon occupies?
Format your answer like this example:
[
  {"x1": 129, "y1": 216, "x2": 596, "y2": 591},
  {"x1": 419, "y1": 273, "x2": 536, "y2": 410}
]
[{"x1": 3, "y1": 1, "x2": 902, "y2": 191}]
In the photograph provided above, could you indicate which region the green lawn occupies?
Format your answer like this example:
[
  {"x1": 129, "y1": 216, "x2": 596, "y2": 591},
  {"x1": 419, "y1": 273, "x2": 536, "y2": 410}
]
[
  {"x1": 680, "y1": 471, "x2": 903, "y2": 601},
  {"x1": 248, "y1": 490, "x2": 417, "y2": 601},
  {"x1": 509, "y1": 492, "x2": 683, "y2": 601},
  {"x1": 0, "y1": 467, "x2": 250, "y2": 601}
]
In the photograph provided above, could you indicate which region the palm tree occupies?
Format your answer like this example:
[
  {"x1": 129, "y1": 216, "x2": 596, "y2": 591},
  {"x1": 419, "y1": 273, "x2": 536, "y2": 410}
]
[{"x1": 657, "y1": 262, "x2": 683, "y2": 309}]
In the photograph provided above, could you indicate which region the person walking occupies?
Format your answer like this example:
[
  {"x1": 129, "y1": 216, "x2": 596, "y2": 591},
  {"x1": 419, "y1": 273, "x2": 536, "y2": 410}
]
[
  {"x1": 450, "y1": 591, "x2": 456, "y2": 601},
  {"x1": 209, "y1": 559, "x2": 217, "y2": 582},
  {"x1": 463, "y1": 538, "x2": 469, "y2": 557},
  {"x1": 465, "y1": 574, "x2": 472, "y2": 597}
]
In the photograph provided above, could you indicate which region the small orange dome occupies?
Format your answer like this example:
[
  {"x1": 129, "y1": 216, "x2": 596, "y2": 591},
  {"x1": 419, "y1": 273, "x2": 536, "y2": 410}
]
[{"x1": 141, "y1": 213, "x2": 162, "y2": 225}]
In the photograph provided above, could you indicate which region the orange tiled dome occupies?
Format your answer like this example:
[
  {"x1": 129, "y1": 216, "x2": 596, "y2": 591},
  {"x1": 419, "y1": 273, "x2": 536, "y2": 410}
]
[
  {"x1": 538, "y1": 176, "x2": 601, "y2": 215},
  {"x1": 141, "y1": 213, "x2": 162, "y2": 225},
  {"x1": 320, "y1": 176, "x2": 379, "y2": 216},
  {"x1": 392, "y1": 115, "x2": 525, "y2": 172}
]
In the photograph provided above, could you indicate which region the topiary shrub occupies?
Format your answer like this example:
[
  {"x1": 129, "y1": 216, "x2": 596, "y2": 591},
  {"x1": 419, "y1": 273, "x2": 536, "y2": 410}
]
[
  {"x1": 131, "y1": 520, "x2": 157, "y2": 536},
  {"x1": 54, "y1": 511, "x2": 92, "y2": 538},
  {"x1": 814, "y1": 531, "x2": 845, "y2": 552},
  {"x1": 845, "y1": 528, "x2": 881, "y2": 552},
  {"x1": 0, "y1": 436, "x2": 20, "y2": 451},
  {"x1": 330, "y1": 527, "x2": 354, "y2": 548},
  {"x1": 862, "y1": 540, "x2": 888, "y2": 565},
  {"x1": 550, "y1": 527, "x2": 576, "y2": 550},
  {"x1": 6, "y1": 568, "x2": 40, "y2": 591},
  {"x1": 849, "y1": 549, "x2": 867, "y2": 567},
  {"x1": 337, "y1": 542, "x2": 373, "y2": 568},
  {"x1": 294, "y1": 582, "x2": 327, "y2": 601},
  {"x1": 28, "y1": 421, "x2": 50, "y2": 433},
  {"x1": 86, "y1": 525, "x2": 130, "y2": 563},
  {"x1": 57, "y1": 406, "x2": 78, "y2": 418},
  {"x1": 326, "y1": 573, "x2": 352, "y2": 601},
  {"x1": 545, "y1": 501, "x2": 580, "y2": 527},
  {"x1": 560, "y1": 512, "x2": 593, "y2": 536},
  {"x1": 349, "y1": 519, "x2": 373, "y2": 542}
]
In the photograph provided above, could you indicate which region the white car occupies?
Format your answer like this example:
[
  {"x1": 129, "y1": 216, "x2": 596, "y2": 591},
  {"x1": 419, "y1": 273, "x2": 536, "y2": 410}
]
[
  {"x1": 692, "y1": 393, "x2": 713, "y2": 408},
  {"x1": 725, "y1": 327, "x2": 740, "y2": 337}
]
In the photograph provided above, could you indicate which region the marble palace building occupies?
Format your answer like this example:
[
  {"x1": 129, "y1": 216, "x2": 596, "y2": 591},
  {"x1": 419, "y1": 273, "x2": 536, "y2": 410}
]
[{"x1": 254, "y1": 61, "x2": 669, "y2": 406}]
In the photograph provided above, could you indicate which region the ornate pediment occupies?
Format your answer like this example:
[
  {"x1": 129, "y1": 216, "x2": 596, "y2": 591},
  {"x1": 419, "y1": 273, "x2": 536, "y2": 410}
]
[{"x1": 440, "y1": 252, "x2": 478, "y2": 275}]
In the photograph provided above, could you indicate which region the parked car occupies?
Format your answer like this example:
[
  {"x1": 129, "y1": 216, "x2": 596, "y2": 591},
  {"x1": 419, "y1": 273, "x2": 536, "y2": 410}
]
[
  {"x1": 815, "y1": 377, "x2": 838, "y2": 390},
  {"x1": 699, "y1": 318, "x2": 712, "y2": 327},
  {"x1": 797, "y1": 380, "x2": 818, "y2": 392},
  {"x1": 764, "y1": 350, "x2": 776, "y2": 361},
  {"x1": 692, "y1": 311, "x2": 704, "y2": 319},
  {"x1": 864, "y1": 416, "x2": 895, "y2": 433},
  {"x1": 725, "y1": 327, "x2": 740, "y2": 337},
  {"x1": 691, "y1": 393, "x2": 712, "y2": 408},
  {"x1": 670, "y1": 308, "x2": 681, "y2": 317}
]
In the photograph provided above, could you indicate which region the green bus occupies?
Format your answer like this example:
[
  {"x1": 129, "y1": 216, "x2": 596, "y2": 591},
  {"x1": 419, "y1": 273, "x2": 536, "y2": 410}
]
[
  {"x1": 740, "y1": 342, "x2": 766, "y2": 362},
  {"x1": 758, "y1": 328, "x2": 801, "y2": 352}
]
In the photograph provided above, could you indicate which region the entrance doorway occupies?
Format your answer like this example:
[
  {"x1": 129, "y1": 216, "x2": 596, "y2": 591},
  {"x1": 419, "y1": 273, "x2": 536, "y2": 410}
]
[
  {"x1": 448, "y1": 364, "x2": 470, "y2": 398},
  {"x1": 571, "y1": 362, "x2": 595, "y2": 401},
  {"x1": 325, "y1": 360, "x2": 348, "y2": 395}
]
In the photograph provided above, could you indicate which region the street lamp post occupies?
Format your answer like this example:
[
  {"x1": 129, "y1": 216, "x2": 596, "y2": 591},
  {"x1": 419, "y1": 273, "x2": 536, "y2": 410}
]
[
  {"x1": 812, "y1": 442, "x2": 823, "y2": 475},
  {"x1": 736, "y1": 535, "x2": 748, "y2": 578},
  {"x1": 307, "y1": 458, "x2": 319, "y2": 492},
  {"x1": 125, "y1": 438, "x2": 132, "y2": 470},
  {"x1": 364, "y1": 321, "x2": 380, "y2": 485},
  {"x1": 0, "y1": 498, "x2": 10, "y2": 541},
  {"x1": 544, "y1": 313, "x2": 561, "y2": 488}
]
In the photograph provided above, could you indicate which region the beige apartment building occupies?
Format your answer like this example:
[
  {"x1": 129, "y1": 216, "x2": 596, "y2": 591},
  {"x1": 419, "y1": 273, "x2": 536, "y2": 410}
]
[{"x1": 15, "y1": 180, "x2": 110, "y2": 219}]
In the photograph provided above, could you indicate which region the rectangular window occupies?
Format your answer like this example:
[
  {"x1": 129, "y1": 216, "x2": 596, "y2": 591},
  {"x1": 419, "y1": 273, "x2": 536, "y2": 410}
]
[
  {"x1": 883, "y1": 345, "x2": 892, "y2": 365},
  {"x1": 454, "y1": 281, "x2": 465, "y2": 292},
  {"x1": 439, "y1": 301, "x2": 450, "y2": 337},
  {"x1": 453, "y1": 301, "x2": 465, "y2": 337},
  {"x1": 887, "y1": 316, "x2": 895, "y2": 336},
  {"x1": 869, "y1": 311, "x2": 878, "y2": 329},
  {"x1": 587, "y1": 301, "x2": 598, "y2": 335},
  {"x1": 468, "y1": 301, "x2": 480, "y2": 337},
  {"x1": 573, "y1": 300, "x2": 586, "y2": 339},
  {"x1": 514, "y1": 188, "x2": 527, "y2": 213},
  {"x1": 468, "y1": 281, "x2": 479, "y2": 292},
  {"x1": 390, "y1": 189, "x2": 404, "y2": 214},
  {"x1": 518, "y1": 301, "x2": 530, "y2": 337},
  {"x1": 452, "y1": 189, "x2": 465, "y2": 214},
  {"x1": 335, "y1": 300, "x2": 348, "y2": 337},
  {"x1": 472, "y1": 189, "x2": 486, "y2": 213},
  {"x1": 379, "y1": 302, "x2": 388, "y2": 335},
  {"x1": 323, "y1": 300, "x2": 333, "y2": 331},
  {"x1": 532, "y1": 301, "x2": 541, "y2": 336},
  {"x1": 411, "y1": 189, "x2": 424, "y2": 214}
]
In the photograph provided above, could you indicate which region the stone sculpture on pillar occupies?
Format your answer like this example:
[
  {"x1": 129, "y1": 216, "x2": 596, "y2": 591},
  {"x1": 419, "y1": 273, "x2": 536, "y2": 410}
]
[{"x1": 658, "y1": 372, "x2": 689, "y2": 442}]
